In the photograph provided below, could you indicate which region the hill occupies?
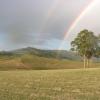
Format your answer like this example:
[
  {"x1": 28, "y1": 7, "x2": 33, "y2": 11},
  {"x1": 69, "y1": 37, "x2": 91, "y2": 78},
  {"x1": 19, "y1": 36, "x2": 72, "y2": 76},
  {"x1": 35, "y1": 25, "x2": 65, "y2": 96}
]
[
  {"x1": 10, "y1": 47, "x2": 82, "y2": 61},
  {"x1": 0, "y1": 47, "x2": 99, "y2": 70}
]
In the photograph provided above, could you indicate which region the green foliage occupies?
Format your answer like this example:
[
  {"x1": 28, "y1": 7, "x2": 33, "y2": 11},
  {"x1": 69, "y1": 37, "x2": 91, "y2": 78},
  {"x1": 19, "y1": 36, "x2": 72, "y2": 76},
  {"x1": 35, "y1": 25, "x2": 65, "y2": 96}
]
[
  {"x1": 95, "y1": 35, "x2": 100, "y2": 57},
  {"x1": 71, "y1": 29, "x2": 98, "y2": 59}
]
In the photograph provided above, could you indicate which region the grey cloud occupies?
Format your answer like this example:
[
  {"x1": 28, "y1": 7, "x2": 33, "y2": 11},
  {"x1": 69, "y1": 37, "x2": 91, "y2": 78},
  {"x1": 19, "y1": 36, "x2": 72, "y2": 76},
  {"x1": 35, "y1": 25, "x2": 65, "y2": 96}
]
[{"x1": 0, "y1": 0, "x2": 92, "y2": 49}]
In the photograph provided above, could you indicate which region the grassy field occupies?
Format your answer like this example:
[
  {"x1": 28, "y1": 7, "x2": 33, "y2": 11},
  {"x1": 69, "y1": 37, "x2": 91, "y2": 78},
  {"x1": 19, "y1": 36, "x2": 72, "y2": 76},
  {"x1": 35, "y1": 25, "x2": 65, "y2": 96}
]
[
  {"x1": 0, "y1": 69, "x2": 100, "y2": 100},
  {"x1": 0, "y1": 54, "x2": 100, "y2": 70}
]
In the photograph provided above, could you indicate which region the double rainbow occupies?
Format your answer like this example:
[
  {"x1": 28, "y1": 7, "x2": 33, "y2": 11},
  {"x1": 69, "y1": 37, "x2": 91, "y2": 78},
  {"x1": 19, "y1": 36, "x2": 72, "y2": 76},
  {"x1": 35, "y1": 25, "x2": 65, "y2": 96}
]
[{"x1": 38, "y1": 0, "x2": 97, "y2": 50}]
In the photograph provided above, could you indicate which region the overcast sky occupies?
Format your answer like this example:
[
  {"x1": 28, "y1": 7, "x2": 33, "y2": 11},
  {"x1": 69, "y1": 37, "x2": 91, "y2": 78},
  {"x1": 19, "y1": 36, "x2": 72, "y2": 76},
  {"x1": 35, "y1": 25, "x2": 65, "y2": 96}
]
[{"x1": 0, "y1": 0, "x2": 99, "y2": 50}]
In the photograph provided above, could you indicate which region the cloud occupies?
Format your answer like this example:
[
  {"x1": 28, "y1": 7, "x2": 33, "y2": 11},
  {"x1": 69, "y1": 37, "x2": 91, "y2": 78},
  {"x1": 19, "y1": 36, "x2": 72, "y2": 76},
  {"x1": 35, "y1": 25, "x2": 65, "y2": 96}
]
[
  {"x1": 67, "y1": 0, "x2": 100, "y2": 42},
  {"x1": 0, "y1": 0, "x2": 93, "y2": 50}
]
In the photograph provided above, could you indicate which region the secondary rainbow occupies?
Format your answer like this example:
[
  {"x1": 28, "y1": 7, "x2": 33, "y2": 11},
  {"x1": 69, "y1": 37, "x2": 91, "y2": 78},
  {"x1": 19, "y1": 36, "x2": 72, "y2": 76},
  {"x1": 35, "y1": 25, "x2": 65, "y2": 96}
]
[
  {"x1": 59, "y1": 0, "x2": 97, "y2": 50},
  {"x1": 39, "y1": 0, "x2": 62, "y2": 34}
]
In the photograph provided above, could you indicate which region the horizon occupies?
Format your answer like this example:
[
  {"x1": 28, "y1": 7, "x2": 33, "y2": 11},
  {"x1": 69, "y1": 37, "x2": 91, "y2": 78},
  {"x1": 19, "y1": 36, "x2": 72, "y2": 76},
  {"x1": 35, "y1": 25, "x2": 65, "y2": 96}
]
[{"x1": 0, "y1": 46, "x2": 71, "y2": 52}]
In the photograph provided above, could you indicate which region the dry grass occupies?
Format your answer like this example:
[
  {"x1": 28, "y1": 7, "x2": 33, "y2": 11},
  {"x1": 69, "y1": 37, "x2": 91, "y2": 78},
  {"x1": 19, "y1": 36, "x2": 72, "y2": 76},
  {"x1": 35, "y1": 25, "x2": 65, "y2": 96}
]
[
  {"x1": 0, "y1": 69, "x2": 100, "y2": 100},
  {"x1": 0, "y1": 55, "x2": 99, "y2": 70}
]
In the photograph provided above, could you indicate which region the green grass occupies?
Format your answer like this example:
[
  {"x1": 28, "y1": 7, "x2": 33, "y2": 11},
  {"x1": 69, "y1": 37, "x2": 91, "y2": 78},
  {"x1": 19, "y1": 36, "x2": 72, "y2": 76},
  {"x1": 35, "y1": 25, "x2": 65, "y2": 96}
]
[{"x1": 0, "y1": 69, "x2": 100, "y2": 100}]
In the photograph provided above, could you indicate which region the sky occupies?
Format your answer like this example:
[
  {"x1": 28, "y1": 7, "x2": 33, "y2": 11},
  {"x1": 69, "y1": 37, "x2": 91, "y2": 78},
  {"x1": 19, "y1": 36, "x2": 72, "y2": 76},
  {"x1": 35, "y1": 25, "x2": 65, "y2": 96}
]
[{"x1": 0, "y1": 0, "x2": 100, "y2": 50}]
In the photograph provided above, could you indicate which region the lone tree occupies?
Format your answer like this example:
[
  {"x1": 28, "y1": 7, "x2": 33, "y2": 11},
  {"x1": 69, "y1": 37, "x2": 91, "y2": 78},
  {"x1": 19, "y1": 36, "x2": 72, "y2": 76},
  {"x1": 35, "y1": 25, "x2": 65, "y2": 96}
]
[{"x1": 71, "y1": 29, "x2": 98, "y2": 68}]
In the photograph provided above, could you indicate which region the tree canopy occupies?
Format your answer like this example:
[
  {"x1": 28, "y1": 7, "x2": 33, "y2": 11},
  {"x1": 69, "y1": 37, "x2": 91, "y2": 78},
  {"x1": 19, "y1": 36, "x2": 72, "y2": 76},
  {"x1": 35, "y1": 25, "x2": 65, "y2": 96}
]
[{"x1": 71, "y1": 29, "x2": 99, "y2": 68}]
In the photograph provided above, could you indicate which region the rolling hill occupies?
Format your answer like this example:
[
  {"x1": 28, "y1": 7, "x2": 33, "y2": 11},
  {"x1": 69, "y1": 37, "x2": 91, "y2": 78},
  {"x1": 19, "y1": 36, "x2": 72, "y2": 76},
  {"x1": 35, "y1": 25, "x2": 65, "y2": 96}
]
[
  {"x1": 0, "y1": 47, "x2": 99, "y2": 70},
  {"x1": 10, "y1": 47, "x2": 82, "y2": 60}
]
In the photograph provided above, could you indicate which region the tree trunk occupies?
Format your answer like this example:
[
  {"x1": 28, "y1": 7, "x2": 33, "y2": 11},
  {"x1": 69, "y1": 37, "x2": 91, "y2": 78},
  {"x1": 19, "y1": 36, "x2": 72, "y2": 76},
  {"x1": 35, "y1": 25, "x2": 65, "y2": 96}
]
[
  {"x1": 90, "y1": 59, "x2": 92, "y2": 68},
  {"x1": 84, "y1": 55, "x2": 86, "y2": 69},
  {"x1": 87, "y1": 59, "x2": 89, "y2": 68}
]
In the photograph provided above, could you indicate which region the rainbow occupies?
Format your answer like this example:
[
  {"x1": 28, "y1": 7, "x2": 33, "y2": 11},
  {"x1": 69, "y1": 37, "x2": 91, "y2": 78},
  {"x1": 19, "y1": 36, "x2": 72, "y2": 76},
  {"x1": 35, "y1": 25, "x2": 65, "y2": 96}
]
[
  {"x1": 59, "y1": 0, "x2": 97, "y2": 50},
  {"x1": 39, "y1": 0, "x2": 63, "y2": 35}
]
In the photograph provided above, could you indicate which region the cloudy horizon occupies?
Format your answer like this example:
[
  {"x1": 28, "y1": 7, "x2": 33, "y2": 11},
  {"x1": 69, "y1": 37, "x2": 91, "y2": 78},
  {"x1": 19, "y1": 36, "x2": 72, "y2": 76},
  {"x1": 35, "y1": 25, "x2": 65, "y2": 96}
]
[{"x1": 0, "y1": 0, "x2": 99, "y2": 50}]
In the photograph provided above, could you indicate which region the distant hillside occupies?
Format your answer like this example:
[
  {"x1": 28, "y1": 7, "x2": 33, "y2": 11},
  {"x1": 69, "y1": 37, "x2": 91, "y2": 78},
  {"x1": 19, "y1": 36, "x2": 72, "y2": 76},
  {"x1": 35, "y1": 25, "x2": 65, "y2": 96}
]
[
  {"x1": 0, "y1": 47, "x2": 99, "y2": 70},
  {"x1": 0, "y1": 53, "x2": 99, "y2": 70},
  {"x1": 0, "y1": 47, "x2": 99, "y2": 61},
  {"x1": 9, "y1": 47, "x2": 82, "y2": 61}
]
